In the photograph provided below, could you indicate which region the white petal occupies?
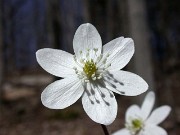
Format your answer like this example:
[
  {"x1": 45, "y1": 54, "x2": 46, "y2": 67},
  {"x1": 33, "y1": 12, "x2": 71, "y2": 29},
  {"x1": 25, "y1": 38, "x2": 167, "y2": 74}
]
[
  {"x1": 141, "y1": 91, "x2": 155, "y2": 120},
  {"x1": 41, "y1": 77, "x2": 84, "y2": 109},
  {"x1": 36, "y1": 48, "x2": 76, "y2": 78},
  {"x1": 146, "y1": 106, "x2": 171, "y2": 125},
  {"x1": 73, "y1": 23, "x2": 102, "y2": 59},
  {"x1": 103, "y1": 37, "x2": 124, "y2": 54},
  {"x1": 82, "y1": 84, "x2": 117, "y2": 125},
  {"x1": 112, "y1": 128, "x2": 130, "y2": 135},
  {"x1": 103, "y1": 37, "x2": 134, "y2": 71},
  {"x1": 104, "y1": 70, "x2": 148, "y2": 96},
  {"x1": 125, "y1": 105, "x2": 142, "y2": 122},
  {"x1": 142, "y1": 125, "x2": 168, "y2": 135}
]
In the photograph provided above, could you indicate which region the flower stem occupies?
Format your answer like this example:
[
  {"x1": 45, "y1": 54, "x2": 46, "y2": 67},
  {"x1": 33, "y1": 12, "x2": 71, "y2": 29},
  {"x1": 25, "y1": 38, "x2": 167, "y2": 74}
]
[{"x1": 101, "y1": 124, "x2": 109, "y2": 135}]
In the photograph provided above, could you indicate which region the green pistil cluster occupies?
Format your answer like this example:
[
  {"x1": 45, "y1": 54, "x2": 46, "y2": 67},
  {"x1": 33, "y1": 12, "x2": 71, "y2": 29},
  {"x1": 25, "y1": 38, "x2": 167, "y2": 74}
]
[
  {"x1": 132, "y1": 119, "x2": 143, "y2": 130},
  {"x1": 126, "y1": 118, "x2": 143, "y2": 135},
  {"x1": 83, "y1": 59, "x2": 97, "y2": 78}
]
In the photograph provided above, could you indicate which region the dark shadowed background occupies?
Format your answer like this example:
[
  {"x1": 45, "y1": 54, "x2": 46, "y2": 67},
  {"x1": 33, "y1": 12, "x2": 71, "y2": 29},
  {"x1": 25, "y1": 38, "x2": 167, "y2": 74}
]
[{"x1": 0, "y1": 0, "x2": 179, "y2": 135}]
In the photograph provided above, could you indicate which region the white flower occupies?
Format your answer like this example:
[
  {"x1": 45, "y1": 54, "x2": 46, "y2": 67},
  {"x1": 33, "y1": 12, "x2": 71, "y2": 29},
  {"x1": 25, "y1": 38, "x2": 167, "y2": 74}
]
[
  {"x1": 36, "y1": 23, "x2": 148, "y2": 125},
  {"x1": 112, "y1": 91, "x2": 171, "y2": 135}
]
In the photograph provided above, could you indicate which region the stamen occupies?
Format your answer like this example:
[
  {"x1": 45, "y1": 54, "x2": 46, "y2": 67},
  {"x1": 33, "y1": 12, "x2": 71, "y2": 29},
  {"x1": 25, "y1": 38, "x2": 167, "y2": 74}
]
[
  {"x1": 80, "y1": 59, "x2": 85, "y2": 64},
  {"x1": 106, "y1": 63, "x2": 111, "y2": 68},
  {"x1": 102, "y1": 58, "x2": 107, "y2": 64},
  {"x1": 75, "y1": 49, "x2": 112, "y2": 82},
  {"x1": 84, "y1": 79, "x2": 89, "y2": 83},
  {"x1": 73, "y1": 67, "x2": 77, "y2": 70},
  {"x1": 96, "y1": 54, "x2": 103, "y2": 63},
  {"x1": 91, "y1": 73, "x2": 95, "y2": 78},
  {"x1": 93, "y1": 48, "x2": 98, "y2": 57},
  {"x1": 75, "y1": 71, "x2": 79, "y2": 74},
  {"x1": 106, "y1": 53, "x2": 110, "y2": 57},
  {"x1": 86, "y1": 52, "x2": 89, "y2": 58},
  {"x1": 97, "y1": 53, "x2": 110, "y2": 67},
  {"x1": 97, "y1": 75, "x2": 102, "y2": 79},
  {"x1": 73, "y1": 55, "x2": 76, "y2": 60},
  {"x1": 92, "y1": 77, "x2": 97, "y2": 80},
  {"x1": 73, "y1": 55, "x2": 83, "y2": 68},
  {"x1": 79, "y1": 50, "x2": 82, "y2": 54},
  {"x1": 73, "y1": 67, "x2": 78, "y2": 74},
  {"x1": 93, "y1": 48, "x2": 98, "y2": 52}
]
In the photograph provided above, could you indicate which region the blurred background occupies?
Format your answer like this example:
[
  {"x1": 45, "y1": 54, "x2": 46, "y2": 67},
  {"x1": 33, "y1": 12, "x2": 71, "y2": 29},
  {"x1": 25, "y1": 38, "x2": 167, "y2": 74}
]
[{"x1": 0, "y1": 0, "x2": 179, "y2": 135}]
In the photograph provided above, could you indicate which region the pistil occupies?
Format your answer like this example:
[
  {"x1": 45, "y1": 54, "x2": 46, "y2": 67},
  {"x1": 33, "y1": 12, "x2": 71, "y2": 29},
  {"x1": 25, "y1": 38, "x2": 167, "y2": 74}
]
[{"x1": 83, "y1": 59, "x2": 97, "y2": 78}]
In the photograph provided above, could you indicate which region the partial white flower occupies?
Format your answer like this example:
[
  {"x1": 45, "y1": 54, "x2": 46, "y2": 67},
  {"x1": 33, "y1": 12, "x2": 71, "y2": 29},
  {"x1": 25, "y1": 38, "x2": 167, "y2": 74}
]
[
  {"x1": 112, "y1": 91, "x2": 171, "y2": 135},
  {"x1": 36, "y1": 23, "x2": 148, "y2": 125}
]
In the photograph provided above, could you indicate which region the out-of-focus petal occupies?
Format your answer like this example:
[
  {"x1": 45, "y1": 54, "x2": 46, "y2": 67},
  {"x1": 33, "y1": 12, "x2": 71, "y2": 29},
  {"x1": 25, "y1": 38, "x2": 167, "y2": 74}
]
[
  {"x1": 112, "y1": 128, "x2": 130, "y2": 135},
  {"x1": 141, "y1": 91, "x2": 155, "y2": 120},
  {"x1": 125, "y1": 105, "x2": 141, "y2": 122},
  {"x1": 146, "y1": 106, "x2": 171, "y2": 125},
  {"x1": 142, "y1": 125, "x2": 168, "y2": 135}
]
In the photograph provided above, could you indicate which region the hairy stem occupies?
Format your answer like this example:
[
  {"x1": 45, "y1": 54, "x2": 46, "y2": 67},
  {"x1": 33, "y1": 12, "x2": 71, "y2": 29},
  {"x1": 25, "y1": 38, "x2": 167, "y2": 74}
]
[{"x1": 101, "y1": 124, "x2": 110, "y2": 135}]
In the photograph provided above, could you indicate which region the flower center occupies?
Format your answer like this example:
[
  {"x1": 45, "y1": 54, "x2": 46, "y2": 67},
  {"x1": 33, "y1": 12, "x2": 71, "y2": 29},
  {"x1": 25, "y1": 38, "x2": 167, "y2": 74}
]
[
  {"x1": 132, "y1": 119, "x2": 143, "y2": 130},
  {"x1": 126, "y1": 118, "x2": 144, "y2": 135},
  {"x1": 73, "y1": 48, "x2": 112, "y2": 83},
  {"x1": 83, "y1": 59, "x2": 97, "y2": 78}
]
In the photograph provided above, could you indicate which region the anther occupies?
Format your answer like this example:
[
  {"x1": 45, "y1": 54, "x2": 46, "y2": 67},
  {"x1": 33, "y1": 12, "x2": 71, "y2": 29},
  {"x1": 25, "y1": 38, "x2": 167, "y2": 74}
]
[
  {"x1": 84, "y1": 79, "x2": 89, "y2": 83},
  {"x1": 86, "y1": 52, "x2": 89, "y2": 57},
  {"x1": 102, "y1": 58, "x2": 107, "y2": 64},
  {"x1": 106, "y1": 53, "x2": 110, "y2": 57},
  {"x1": 73, "y1": 55, "x2": 76, "y2": 60},
  {"x1": 91, "y1": 73, "x2": 95, "y2": 78},
  {"x1": 106, "y1": 63, "x2": 111, "y2": 68},
  {"x1": 80, "y1": 59, "x2": 85, "y2": 64},
  {"x1": 96, "y1": 54, "x2": 103, "y2": 62},
  {"x1": 93, "y1": 48, "x2": 98, "y2": 52},
  {"x1": 97, "y1": 76, "x2": 102, "y2": 79},
  {"x1": 75, "y1": 71, "x2": 78, "y2": 74},
  {"x1": 92, "y1": 77, "x2": 97, "y2": 80}
]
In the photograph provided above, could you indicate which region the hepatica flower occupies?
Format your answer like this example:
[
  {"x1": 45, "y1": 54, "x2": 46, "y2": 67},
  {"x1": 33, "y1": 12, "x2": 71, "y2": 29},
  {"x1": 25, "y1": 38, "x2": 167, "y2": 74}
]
[
  {"x1": 36, "y1": 23, "x2": 148, "y2": 125},
  {"x1": 112, "y1": 91, "x2": 171, "y2": 135}
]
